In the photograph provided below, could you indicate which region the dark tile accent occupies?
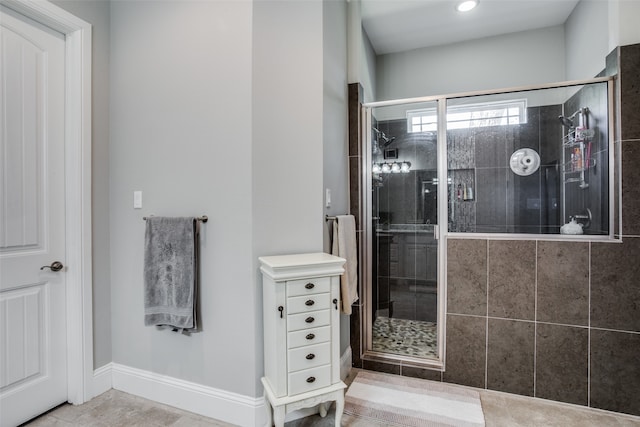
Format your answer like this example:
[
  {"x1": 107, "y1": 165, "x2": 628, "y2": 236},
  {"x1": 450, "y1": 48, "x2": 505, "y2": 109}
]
[
  {"x1": 539, "y1": 105, "x2": 563, "y2": 165},
  {"x1": 591, "y1": 237, "x2": 640, "y2": 332},
  {"x1": 362, "y1": 358, "x2": 401, "y2": 375},
  {"x1": 536, "y1": 324, "x2": 588, "y2": 406},
  {"x1": 348, "y1": 83, "x2": 363, "y2": 157},
  {"x1": 447, "y1": 129, "x2": 475, "y2": 170},
  {"x1": 476, "y1": 168, "x2": 508, "y2": 229},
  {"x1": 619, "y1": 44, "x2": 640, "y2": 141},
  {"x1": 443, "y1": 314, "x2": 486, "y2": 389},
  {"x1": 475, "y1": 127, "x2": 508, "y2": 168},
  {"x1": 590, "y1": 329, "x2": 640, "y2": 416},
  {"x1": 349, "y1": 156, "x2": 361, "y2": 227},
  {"x1": 615, "y1": 141, "x2": 620, "y2": 234},
  {"x1": 447, "y1": 239, "x2": 487, "y2": 316},
  {"x1": 487, "y1": 240, "x2": 536, "y2": 320},
  {"x1": 622, "y1": 141, "x2": 640, "y2": 236},
  {"x1": 350, "y1": 304, "x2": 362, "y2": 368},
  {"x1": 536, "y1": 241, "x2": 589, "y2": 326},
  {"x1": 513, "y1": 107, "x2": 540, "y2": 154},
  {"x1": 486, "y1": 318, "x2": 534, "y2": 396},
  {"x1": 401, "y1": 365, "x2": 442, "y2": 381}
]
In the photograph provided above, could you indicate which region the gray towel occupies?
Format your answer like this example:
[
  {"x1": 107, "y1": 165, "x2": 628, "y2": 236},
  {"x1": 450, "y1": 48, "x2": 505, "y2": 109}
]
[{"x1": 144, "y1": 217, "x2": 199, "y2": 331}]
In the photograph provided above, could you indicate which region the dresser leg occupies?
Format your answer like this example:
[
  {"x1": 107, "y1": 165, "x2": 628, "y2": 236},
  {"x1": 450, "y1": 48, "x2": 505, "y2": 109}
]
[
  {"x1": 264, "y1": 397, "x2": 274, "y2": 427},
  {"x1": 273, "y1": 406, "x2": 286, "y2": 427},
  {"x1": 319, "y1": 402, "x2": 328, "y2": 418},
  {"x1": 334, "y1": 393, "x2": 345, "y2": 426}
]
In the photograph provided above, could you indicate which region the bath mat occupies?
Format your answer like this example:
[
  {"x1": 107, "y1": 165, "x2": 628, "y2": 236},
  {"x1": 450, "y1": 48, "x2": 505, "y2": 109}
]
[{"x1": 344, "y1": 370, "x2": 485, "y2": 427}]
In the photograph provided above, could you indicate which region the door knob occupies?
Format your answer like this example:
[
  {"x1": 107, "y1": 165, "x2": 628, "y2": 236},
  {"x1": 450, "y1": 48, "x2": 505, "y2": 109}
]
[{"x1": 40, "y1": 261, "x2": 64, "y2": 272}]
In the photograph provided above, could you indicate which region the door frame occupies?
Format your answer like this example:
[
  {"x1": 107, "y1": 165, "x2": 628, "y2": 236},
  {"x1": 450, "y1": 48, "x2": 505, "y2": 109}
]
[{"x1": 1, "y1": 0, "x2": 93, "y2": 405}]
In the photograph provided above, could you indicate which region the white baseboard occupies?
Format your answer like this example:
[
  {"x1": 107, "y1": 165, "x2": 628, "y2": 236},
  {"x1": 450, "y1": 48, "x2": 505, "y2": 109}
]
[
  {"x1": 92, "y1": 362, "x2": 113, "y2": 398},
  {"x1": 90, "y1": 351, "x2": 352, "y2": 427},
  {"x1": 110, "y1": 363, "x2": 265, "y2": 427}
]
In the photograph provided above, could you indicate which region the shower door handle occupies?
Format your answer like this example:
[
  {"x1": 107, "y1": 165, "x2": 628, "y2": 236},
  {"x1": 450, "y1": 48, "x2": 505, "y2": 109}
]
[{"x1": 433, "y1": 225, "x2": 440, "y2": 240}]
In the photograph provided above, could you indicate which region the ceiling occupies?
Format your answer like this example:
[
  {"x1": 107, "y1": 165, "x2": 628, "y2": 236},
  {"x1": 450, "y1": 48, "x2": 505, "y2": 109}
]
[{"x1": 361, "y1": 0, "x2": 581, "y2": 55}]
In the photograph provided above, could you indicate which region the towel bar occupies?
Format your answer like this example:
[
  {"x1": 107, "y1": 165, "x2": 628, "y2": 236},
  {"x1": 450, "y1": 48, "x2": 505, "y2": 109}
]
[
  {"x1": 325, "y1": 215, "x2": 337, "y2": 221},
  {"x1": 143, "y1": 215, "x2": 208, "y2": 223}
]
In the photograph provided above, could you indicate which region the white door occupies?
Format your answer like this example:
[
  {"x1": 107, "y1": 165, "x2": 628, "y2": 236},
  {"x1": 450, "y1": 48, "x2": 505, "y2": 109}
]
[{"x1": 0, "y1": 6, "x2": 67, "y2": 426}]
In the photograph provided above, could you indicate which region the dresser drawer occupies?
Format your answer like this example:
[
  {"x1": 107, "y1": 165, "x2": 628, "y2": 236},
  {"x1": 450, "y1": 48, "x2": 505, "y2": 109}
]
[
  {"x1": 287, "y1": 277, "x2": 330, "y2": 297},
  {"x1": 288, "y1": 365, "x2": 331, "y2": 396},
  {"x1": 287, "y1": 309, "x2": 330, "y2": 332},
  {"x1": 287, "y1": 293, "x2": 330, "y2": 314},
  {"x1": 288, "y1": 326, "x2": 330, "y2": 349},
  {"x1": 288, "y1": 342, "x2": 330, "y2": 372}
]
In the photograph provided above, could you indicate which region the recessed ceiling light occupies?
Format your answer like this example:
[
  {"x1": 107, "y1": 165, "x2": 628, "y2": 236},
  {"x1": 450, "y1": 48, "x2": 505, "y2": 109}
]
[{"x1": 456, "y1": 0, "x2": 478, "y2": 12}]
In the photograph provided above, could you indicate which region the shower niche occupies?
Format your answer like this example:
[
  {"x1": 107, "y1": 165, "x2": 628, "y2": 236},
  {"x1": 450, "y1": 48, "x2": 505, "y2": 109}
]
[{"x1": 363, "y1": 77, "x2": 615, "y2": 367}]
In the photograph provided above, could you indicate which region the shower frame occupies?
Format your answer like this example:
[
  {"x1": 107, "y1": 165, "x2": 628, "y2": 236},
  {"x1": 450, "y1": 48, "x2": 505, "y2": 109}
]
[{"x1": 359, "y1": 75, "x2": 618, "y2": 370}]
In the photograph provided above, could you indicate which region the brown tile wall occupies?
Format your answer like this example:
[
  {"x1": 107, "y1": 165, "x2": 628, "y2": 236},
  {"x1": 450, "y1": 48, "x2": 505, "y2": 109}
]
[{"x1": 347, "y1": 45, "x2": 640, "y2": 417}]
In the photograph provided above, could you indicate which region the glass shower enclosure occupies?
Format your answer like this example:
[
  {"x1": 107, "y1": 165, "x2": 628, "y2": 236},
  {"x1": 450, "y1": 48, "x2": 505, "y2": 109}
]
[
  {"x1": 364, "y1": 99, "x2": 446, "y2": 363},
  {"x1": 361, "y1": 77, "x2": 615, "y2": 367}
]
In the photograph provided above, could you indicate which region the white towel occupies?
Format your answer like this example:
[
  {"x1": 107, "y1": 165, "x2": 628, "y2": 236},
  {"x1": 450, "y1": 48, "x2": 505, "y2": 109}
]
[{"x1": 331, "y1": 215, "x2": 358, "y2": 314}]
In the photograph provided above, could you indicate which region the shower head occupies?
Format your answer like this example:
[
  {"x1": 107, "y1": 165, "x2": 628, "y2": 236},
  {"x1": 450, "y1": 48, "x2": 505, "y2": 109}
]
[
  {"x1": 559, "y1": 107, "x2": 589, "y2": 129},
  {"x1": 558, "y1": 115, "x2": 574, "y2": 128},
  {"x1": 381, "y1": 135, "x2": 396, "y2": 147},
  {"x1": 373, "y1": 127, "x2": 396, "y2": 147}
]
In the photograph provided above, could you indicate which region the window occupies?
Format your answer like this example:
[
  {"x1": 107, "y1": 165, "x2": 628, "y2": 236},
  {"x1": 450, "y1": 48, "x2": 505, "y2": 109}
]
[{"x1": 407, "y1": 99, "x2": 527, "y2": 133}]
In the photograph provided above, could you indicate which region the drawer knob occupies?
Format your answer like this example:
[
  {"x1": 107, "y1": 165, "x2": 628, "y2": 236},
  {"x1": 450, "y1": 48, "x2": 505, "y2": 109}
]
[
  {"x1": 305, "y1": 299, "x2": 315, "y2": 306},
  {"x1": 306, "y1": 333, "x2": 315, "y2": 340},
  {"x1": 305, "y1": 283, "x2": 315, "y2": 289},
  {"x1": 305, "y1": 316, "x2": 315, "y2": 323},
  {"x1": 306, "y1": 353, "x2": 315, "y2": 360},
  {"x1": 306, "y1": 376, "x2": 316, "y2": 383}
]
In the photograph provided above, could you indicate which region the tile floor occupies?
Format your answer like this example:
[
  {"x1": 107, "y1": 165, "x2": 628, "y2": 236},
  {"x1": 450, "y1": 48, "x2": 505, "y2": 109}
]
[
  {"x1": 23, "y1": 369, "x2": 640, "y2": 427},
  {"x1": 372, "y1": 316, "x2": 437, "y2": 358}
]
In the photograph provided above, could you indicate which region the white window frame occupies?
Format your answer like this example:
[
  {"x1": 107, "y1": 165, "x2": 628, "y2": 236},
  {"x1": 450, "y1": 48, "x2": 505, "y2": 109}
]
[{"x1": 407, "y1": 99, "x2": 527, "y2": 133}]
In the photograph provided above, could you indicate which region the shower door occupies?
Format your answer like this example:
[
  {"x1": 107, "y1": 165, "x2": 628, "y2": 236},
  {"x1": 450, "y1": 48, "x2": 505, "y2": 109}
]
[{"x1": 363, "y1": 99, "x2": 445, "y2": 365}]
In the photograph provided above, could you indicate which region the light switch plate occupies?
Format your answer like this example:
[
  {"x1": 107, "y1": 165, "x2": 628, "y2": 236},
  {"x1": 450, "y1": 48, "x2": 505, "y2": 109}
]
[{"x1": 133, "y1": 191, "x2": 142, "y2": 209}]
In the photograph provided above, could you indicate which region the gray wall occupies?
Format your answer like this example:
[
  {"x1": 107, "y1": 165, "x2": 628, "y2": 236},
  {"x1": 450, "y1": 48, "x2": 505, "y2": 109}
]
[
  {"x1": 252, "y1": 0, "x2": 331, "y2": 392},
  {"x1": 107, "y1": 0, "x2": 346, "y2": 399},
  {"x1": 565, "y1": 0, "x2": 608, "y2": 80},
  {"x1": 51, "y1": 0, "x2": 112, "y2": 369},
  {"x1": 321, "y1": 1, "x2": 351, "y2": 354},
  {"x1": 375, "y1": 25, "x2": 566, "y2": 101},
  {"x1": 109, "y1": 0, "x2": 257, "y2": 396},
  {"x1": 53, "y1": 0, "x2": 349, "y2": 401}
]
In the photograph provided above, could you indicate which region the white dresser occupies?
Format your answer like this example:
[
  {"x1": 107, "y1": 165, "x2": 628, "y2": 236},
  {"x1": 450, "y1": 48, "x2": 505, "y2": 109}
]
[{"x1": 259, "y1": 253, "x2": 347, "y2": 427}]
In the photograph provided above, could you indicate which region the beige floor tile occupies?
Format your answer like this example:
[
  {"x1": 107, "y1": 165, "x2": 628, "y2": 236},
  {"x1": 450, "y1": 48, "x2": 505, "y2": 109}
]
[
  {"x1": 481, "y1": 390, "x2": 640, "y2": 427},
  {"x1": 23, "y1": 373, "x2": 640, "y2": 427}
]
